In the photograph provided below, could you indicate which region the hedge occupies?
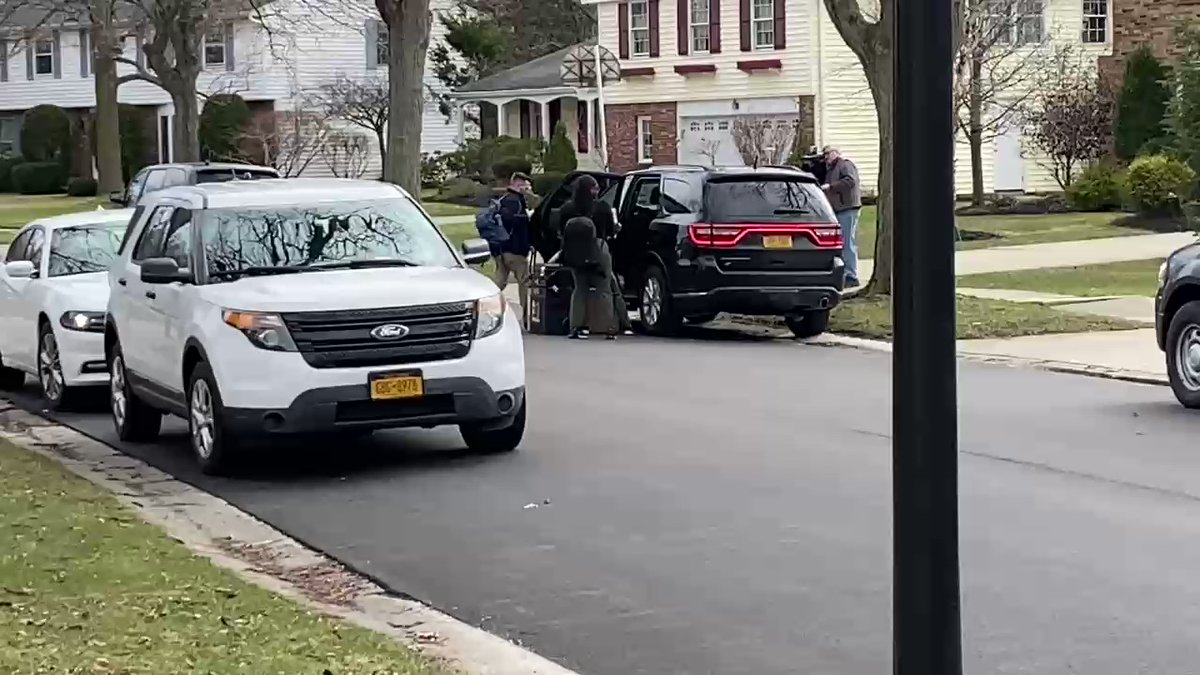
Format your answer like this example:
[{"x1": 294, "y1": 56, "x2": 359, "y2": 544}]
[
  {"x1": 11, "y1": 161, "x2": 66, "y2": 195},
  {"x1": 66, "y1": 176, "x2": 98, "y2": 197},
  {"x1": 0, "y1": 157, "x2": 24, "y2": 193}
]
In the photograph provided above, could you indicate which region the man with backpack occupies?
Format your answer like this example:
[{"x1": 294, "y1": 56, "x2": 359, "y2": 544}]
[{"x1": 477, "y1": 172, "x2": 533, "y2": 320}]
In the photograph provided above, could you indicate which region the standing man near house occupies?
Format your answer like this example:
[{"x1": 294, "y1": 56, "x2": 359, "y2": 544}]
[
  {"x1": 821, "y1": 146, "x2": 862, "y2": 288},
  {"x1": 493, "y1": 172, "x2": 534, "y2": 319}
]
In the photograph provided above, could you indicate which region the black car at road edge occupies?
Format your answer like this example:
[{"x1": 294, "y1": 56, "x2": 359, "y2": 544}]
[
  {"x1": 531, "y1": 166, "x2": 846, "y2": 338},
  {"x1": 1156, "y1": 242, "x2": 1200, "y2": 407}
]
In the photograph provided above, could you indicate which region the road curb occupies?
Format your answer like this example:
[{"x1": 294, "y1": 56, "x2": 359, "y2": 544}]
[{"x1": 0, "y1": 401, "x2": 582, "y2": 675}]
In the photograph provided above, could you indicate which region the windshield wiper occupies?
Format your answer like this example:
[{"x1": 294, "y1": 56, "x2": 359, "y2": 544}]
[
  {"x1": 309, "y1": 259, "x2": 420, "y2": 270},
  {"x1": 209, "y1": 265, "x2": 311, "y2": 279}
]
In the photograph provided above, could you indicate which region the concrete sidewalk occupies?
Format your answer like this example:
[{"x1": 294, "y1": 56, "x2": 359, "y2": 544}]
[
  {"x1": 959, "y1": 329, "x2": 1166, "y2": 383},
  {"x1": 857, "y1": 231, "x2": 1195, "y2": 281}
]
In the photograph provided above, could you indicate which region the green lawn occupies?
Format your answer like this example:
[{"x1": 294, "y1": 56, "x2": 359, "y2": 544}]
[
  {"x1": 0, "y1": 440, "x2": 448, "y2": 675},
  {"x1": 957, "y1": 258, "x2": 1163, "y2": 298},
  {"x1": 854, "y1": 208, "x2": 1141, "y2": 259},
  {"x1": 0, "y1": 195, "x2": 109, "y2": 232},
  {"x1": 423, "y1": 201, "x2": 475, "y2": 218},
  {"x1": 828, "y1": 293, "x2": 1144, "y2": 340}
]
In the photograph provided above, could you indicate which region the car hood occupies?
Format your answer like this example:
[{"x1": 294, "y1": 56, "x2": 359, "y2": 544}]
[
  {"x1": 48, "y1": 272, "x2": 111, "y2": 312},
  {"x1": 196, "y1": 266, "x2": 501, "y2": 312}
]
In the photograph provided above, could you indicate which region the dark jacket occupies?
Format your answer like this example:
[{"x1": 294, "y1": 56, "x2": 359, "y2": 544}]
[
  {"x1": 559, "y1": 198, "x2": 616, "y2": 242},
  {"x1": 824, "y1": 157, "x2": 862, "y2": 213},
  {"x1": 497, "y1": 189, "x2": 531, "y2": 255},
  {"x1": 560, "y1": 217, "x2": 610, "y2": 275}
]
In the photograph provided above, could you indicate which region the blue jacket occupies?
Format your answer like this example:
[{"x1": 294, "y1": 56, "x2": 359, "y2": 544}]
[{"x1": 497, "y1": 189, "x2": 531, "y2": 256}]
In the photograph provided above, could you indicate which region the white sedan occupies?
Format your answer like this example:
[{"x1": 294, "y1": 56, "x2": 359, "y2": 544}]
[{"x1": 0, "y1": 209, "x2": 133, "y2": 408}]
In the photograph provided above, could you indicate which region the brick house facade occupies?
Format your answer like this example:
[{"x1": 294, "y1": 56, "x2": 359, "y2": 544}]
[
  {"x1": 605, "y1": 102, "x2": 678, "y2": 172},
  {"x1": 1101, "y1": 0, "x2": 1200, "y2": 81}
]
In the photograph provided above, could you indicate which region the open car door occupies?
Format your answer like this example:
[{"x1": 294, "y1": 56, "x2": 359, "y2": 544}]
[{"x1": 530, "y1": 170, "x2": 622, "y2": 261}]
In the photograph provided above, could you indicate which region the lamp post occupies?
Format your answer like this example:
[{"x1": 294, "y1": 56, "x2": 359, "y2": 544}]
[{"x1": 892, "y1": 0, "x2": 963, "y2": 672}]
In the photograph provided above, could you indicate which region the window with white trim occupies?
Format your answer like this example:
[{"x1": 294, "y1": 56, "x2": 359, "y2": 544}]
[
  {"x1": 203, "y1": 28, "x2": 226, "y2": 67},
  {"x1": 1082, "y1": 0, "x2": 1108, "y2": 44},
  {"x1": 638, "y1": 116, "x2": 653, "y2": 164},
  {"x1": 752, "y1": 0, "x2": 774, "y2": 49},
  {"x1": 376, "y1": 21, "x2": 389, "y2": 64},
  {"x1": 988, "y1": 0, "x2": 1045, "y2": 46},
  {"x1": 690, "y1": 0, "x2": 711, "y2": 53},
  {"x1": 630, "y1": 0, "x2": 651, "y2": 57},
  {"x1": 33, "y1": 37, "x2": 54, "y2": 76}
]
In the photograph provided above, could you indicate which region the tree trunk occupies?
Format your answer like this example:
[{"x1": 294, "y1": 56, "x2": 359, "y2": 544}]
[
  {"x1": 171, "y1": 89, "x2": 201, "y2": 163},
  {"x1": 383, "y1": 0, "x2": 432, "y2": 194},
  {"x1": 864, "y1": 56, "x2": 894, "y2": 296},
  {"x1": 91, "y1": 15, "x2": 123, "y2": 193},
  {"x1": 968, "y1": 51, "x2": 984, "y2": 206},
  {"x1": 375, "y1": 127, "x2": 388, "y2": 178}
]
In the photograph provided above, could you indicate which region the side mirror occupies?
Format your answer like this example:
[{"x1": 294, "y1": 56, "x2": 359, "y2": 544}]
[
  {"x1": 140, "y1": 257, "x2": 192, "y2": 284},
  {"x1": 109, "y1": 190, "x2": 128, "y2": 207},
  {"x1": 461, "y1": 238, "x2": 492, "y2": 266},
  {"x1": 3, "y1": 260, "x2": 35, "y2": 279}
]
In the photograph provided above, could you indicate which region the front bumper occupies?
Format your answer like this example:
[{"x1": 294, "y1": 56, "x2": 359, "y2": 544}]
[
  {"x1": 224, "y1": 377, "x2": 525, "y2": 435},
  {"x1": 1156, "y1": 287, "x2": 1166, "y2": 351},
  {"x1": 673, "y1": 286, "x2": 842, "y2": 317},
  {"x1": 57, "y1": 329, "x2": 108, "y2": 386}
]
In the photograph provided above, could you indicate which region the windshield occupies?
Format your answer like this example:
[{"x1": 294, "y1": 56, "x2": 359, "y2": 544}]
[
  {"x1": 705, "y1": 179, "x2": 835, "y2": 223},
  {"x1": 201, "y1": 198, "x2": 459, "y2": 278},
  {"x1": 196, "y1": 168, "x2": 279, "y2": 183},
  {"x1": 48, "y1": 224, "x2": 126, "y2": 277}
]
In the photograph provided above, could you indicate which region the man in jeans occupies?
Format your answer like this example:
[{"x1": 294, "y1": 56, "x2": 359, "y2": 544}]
[
  {"x1": 820, "y1": 146, "x2": 863, "y2": 287},
  {"x1": 493, "y1": 172, "x2": 533, "y2": 318}
]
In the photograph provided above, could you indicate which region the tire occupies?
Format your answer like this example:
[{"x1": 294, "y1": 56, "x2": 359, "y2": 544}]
[
  {"x1": 0, "y1": 352, "x2": 24, "y2": 391},
  {"x1": 108, "y1": 341, "x2": 162, "y2": 442},
  {"x1": 684, "y1": 313, "x2": 718, "y2": 325},
  {"x1": 639, "y1": 266, "x2": 681, "y2": 336},
  {"x1": 461, "y1": 399, "x2": 526, "y2": 454},
  {"x1": 187, "y1": 360, "x2": 242, "y2": 476},
  {"x1": 785, "y1": 309, "x2": 832, "y2": 339},
  {"x1": 37, "y1": 323, "x2": 79, "y2": 411},
  {"x1": 1166, "y1": 300, "x2": 1200, "y2": 409}
]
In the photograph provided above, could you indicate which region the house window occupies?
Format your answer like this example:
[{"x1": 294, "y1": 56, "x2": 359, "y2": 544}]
[
  {"x1": 1082, "y1": 0, "x2": 1107, "y2": 44},
  {"x1": 630, "y1": 0, "x2": 651, "y2": 57},
  {"x1": 703, "y1": 120, "x2": 714, "y2": 131},
  {"x1": 0, "y1": 117, "x2": 18, "y2": 155},
  {"x1": 717, "y1": 120, "x2": 730, "y2": 130},
  {"x1": 376, "y1": 21, "x2": 389, "y2": 64},
  {"x1": 751, "y1": 0, "x2": 774, "y2": 49},
  {"x1": 690, "y1": 0, "x2": 711, "y2": 53},
  {"x1": 637, "y1": 116, "x2": 653, "y2": 164},
  {"x1": 689, "y1": 121, "x2": 701, "y2": 132},
  {"x1": 988, "y1": 0, "x2": 1044, "y2": 46},
  {"x1": 204, "y1": 28, "x2": 225, "y2": 67},
  {"x1": 33, "y1": 37, "x2": 54, "y2": 76}
]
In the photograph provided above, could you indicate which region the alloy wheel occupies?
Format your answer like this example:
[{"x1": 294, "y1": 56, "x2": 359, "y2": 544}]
[
  {"x1": 38, "y1": 332, "x2": 64, "y2": 403},
  {"x1": 110, "y1": 354, "x2": 127, "y2": 427},
  {"x1": 642, "y1": 276, "x2": 662, "y2": 327},
  {"x1": 1176, "y1": 324, "x2": 1200, "y2": 391},
  {"x1": 190, "y1": 379, "x2": 216, "y2": 461}
]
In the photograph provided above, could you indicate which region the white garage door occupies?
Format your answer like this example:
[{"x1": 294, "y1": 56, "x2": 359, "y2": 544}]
[{"x1": 678, "y1": 114, "x2": 798, "y2": 167}]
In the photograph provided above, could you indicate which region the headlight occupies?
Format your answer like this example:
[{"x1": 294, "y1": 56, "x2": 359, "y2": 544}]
[
  {"x1": 1159, "y1": 261, "x2": 1169, "y2": 287},
  {"x1": 222, "y1": 310, "x2": 297, "y2": 351},
  {"x1": 59, "y1": 310, "x2": 105, "y2": 333},
  {"x1": 474, "y1": 293, "x2": 507, "y2": 338}
]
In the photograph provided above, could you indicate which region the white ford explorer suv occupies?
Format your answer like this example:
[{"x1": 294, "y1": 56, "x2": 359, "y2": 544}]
[{"x1": 105, "y1": 179, "x2": 525, "y2": 475}]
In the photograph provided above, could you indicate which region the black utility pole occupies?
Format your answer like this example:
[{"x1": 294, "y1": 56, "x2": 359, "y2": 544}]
[{"x1": 892, "y1": 0, "x2": 963, "y2": 671}]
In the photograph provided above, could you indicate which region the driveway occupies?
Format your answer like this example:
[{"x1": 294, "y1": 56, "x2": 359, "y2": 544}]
[{"x1": 9, "y1": 332, "x2": 1200, "y2": 674}]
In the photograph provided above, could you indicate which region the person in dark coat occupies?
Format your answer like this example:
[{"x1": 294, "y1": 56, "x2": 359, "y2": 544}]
[
  {"x1": 557, "y1": 175, "x2": 631, "y2": 334},
  {"x1": 560, "y1": 216, "x2": 617, "y2": 339}
]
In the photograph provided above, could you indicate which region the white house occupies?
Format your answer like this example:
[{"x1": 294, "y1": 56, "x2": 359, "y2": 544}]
[{"x1": 0, "y1": 0, "x2": 462, "y2": 179}]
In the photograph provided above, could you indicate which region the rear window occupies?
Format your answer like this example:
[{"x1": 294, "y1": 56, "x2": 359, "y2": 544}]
[
  {"x1": 196, "y1": 168, "x2": 279, "y2": 183},
  {"x1": 705, "y1": 179, "x2": 834, "y2": 223}
]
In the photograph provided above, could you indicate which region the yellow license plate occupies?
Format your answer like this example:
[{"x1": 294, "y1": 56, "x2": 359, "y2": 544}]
[
  {"x1": 763, "y1": 235, "x2": 793, "y2": 249},
  {"x1": 370, "y1": 374, "x2": 424, "y2": 400}
]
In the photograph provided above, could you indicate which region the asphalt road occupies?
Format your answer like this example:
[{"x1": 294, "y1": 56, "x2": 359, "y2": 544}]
[{"x1": 11, "y1": 327, "x2": 1200, "y2": 675}]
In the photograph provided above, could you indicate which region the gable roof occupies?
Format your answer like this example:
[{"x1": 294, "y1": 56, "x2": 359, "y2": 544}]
[{"x1": 454, "y1": 44, "x2": 583, "y2": 95}]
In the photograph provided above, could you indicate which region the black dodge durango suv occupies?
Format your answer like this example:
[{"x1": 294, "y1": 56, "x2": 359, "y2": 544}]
[{"x1": 532, "y1": 166, "x2": 845, "y2": 337}]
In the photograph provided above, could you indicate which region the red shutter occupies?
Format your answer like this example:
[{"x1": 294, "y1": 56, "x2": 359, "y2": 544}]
[
  {"x1": 577, "y1": 101, "x2": 589, "y2": 153},
  {"x1": 649, "y1": 0, "x2": 661, "y2": 57},
  {"x1": 739, "y1": 0, "x2": 751, "y2": 51},
  {"x1": 677, "y1": 0, "x2": 689, "y2": 55},
  {"x1": 710, "y1": 0, "x2": 722, "y2": 53},
  {"x1": 619, "y1": 3, "x2": 630, "y2": 59},
  {"x1": 773, "y1": 0, "x2": 785, "y2": 49}
]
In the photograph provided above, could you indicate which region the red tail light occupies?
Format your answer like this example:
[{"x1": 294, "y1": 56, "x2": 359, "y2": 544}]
[{"x1": 688, "y1": 223, "x2": 844, "y2": 249}]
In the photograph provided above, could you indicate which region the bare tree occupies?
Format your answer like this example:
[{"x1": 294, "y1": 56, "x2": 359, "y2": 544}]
[
  {"x1": 375, "y1": 0, "x2": 433, "y2": 194},
  {"x1": 321, "y1": 132, "x2": 371, "y2": 178},
  {"x1": 731, "y1": 117, "x2": 796, "y2": 166},
  {"x1": 240, "y1": 110, "x2": 330, "y2": 177},
  {"x1": 314, "y1": 75, "x2": 389, "y2": 171}
]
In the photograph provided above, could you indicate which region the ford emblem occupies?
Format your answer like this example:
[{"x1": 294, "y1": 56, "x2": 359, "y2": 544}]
[{"x1": 370, "y1": 323, "x2": 410, "y2": 341}]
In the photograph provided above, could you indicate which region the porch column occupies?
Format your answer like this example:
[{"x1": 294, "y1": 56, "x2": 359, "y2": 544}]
[
  {"x1": 456, "y1": 102, "x2": 466, "y2": 145},
  {"x1": 540, "y1": 99, "x2": 551, "y2": 140},
  {"x1": 495, "y1": 101, "x2": 508, "y2": 137}
]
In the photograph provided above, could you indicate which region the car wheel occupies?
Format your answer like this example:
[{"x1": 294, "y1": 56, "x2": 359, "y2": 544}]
[
  {"x1": 1166, "y1": 300, "x2": 1200, "y2": 409},
  {"x1": 639, "y1": 266, "x2": 681, "y2": 336},
  {"x1": 37, "y1": 323, "x2": 77, "y2": 411},
  {"x1": 0, "y1": 348, "x2": 24, "y2": 391},
  {"x1": 187, "y1": 361, "x2": 242, "y2": 476},
  {"x1": 785, "y1": 310, "x2": 831, "y2": 339},
  {"x1": 461, "y1": 399, "x2": 526, "y2": 454},
  {"x1": 108, "y1": 342, "x2": 162, "y2": 442}
]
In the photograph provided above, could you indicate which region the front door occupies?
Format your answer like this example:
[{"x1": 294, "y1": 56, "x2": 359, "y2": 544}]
[{"x1": 993, "y1": 120, "x2": 1025, "y2": 193}]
